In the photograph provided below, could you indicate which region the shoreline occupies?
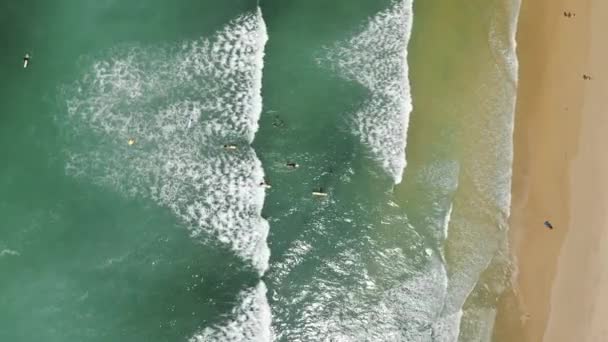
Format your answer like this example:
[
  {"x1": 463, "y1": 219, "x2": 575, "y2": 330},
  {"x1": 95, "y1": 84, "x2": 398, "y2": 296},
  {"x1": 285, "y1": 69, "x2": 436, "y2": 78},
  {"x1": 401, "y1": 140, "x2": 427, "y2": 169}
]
[{"x1": 494, "y1": 0, "x2": 608, "y2": 340}]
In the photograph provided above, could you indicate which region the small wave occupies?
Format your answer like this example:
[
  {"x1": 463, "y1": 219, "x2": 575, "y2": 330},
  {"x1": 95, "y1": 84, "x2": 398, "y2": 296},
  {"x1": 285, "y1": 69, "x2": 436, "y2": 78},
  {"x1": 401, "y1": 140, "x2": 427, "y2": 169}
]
[
  {"x1": 319, "y1": 0, "x2": 414, "y2": 184},
  {"x1": 61, "y1": 8, "x2": 270, "y2": 275},
  {"x1": 189, "y1": 281, "x2": 272, "y2": 342}
]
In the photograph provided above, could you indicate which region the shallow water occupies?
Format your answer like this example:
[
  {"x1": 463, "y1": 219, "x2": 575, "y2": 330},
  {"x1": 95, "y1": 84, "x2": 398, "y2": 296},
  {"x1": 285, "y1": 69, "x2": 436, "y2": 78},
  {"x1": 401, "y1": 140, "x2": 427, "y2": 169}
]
[{"x1": 0, "y1": 0, "x2": 519, "y2": 341}]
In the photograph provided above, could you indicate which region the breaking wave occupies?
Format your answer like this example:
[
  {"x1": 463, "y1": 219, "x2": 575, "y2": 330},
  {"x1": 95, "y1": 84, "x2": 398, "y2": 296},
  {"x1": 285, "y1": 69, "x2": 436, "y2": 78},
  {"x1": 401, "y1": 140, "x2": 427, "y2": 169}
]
[
  {"x1": 189, "y1": 282, "x2": 272, "y2": 342},
  {"x1": 61, "y1": 8, "x2": 270, "y2": 275},
  {"x1": 319, "y1": 0, "x2": 414, "y2": 184}
]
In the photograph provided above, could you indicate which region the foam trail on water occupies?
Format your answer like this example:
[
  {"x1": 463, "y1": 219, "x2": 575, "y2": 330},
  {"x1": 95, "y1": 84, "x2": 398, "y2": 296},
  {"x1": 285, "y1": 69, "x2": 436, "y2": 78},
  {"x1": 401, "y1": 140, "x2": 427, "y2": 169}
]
[
  {"x1": 62, "y1": 8, "x2": 270, "y2": 275},
  {"x1": 189, "y1": 281, "x2": 272, "y2": 342},
  {"x1": 320, "y1": 0, "x2": 414, "y2": 184},
  {"x1": 443, "y1": 203, "x2": 453, "y2": 240}
]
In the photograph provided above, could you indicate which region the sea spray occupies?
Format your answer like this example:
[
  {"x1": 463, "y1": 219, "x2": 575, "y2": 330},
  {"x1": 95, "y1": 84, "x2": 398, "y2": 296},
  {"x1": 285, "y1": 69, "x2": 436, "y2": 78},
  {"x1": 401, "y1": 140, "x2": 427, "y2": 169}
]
[{"x1": 319, "y1": 0, "x2": 414, "y2": 184}]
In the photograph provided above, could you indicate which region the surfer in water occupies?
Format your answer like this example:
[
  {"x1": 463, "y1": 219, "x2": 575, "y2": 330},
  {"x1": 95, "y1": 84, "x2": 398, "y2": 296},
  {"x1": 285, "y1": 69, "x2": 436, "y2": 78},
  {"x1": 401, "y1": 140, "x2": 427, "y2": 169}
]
[
  {"x1": 186, "y1": 116, "x2": 193, "y2": 129},
  {"x1": 286, "y1": 162, "x2": 299, "y2": 169},
  {"x1": 312, "y1": 187, "x2": 327, "y2": 197},
  {"x1": 223, "y1": 144, "x2": 238, "y2": 150},
  {"x1": 23, "y1": 53, "x2": 30, "y2": 68}
]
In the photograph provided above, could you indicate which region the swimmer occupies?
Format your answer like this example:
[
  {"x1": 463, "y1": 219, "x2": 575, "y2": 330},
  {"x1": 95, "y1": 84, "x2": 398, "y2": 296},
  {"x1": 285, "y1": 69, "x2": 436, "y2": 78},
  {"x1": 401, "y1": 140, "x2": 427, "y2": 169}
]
[
  {"x1": 286, "y1": 162, "x2": 299, "y2": 169},
  {"x1": 128, "y1": 138, "x2": 136, "y2": 146},
  {"x1": 272, "y1": 115, "x2": 285, "y2": 128},
  {"x1": 23, "y1": 53, "x2": 30, "y2": 68},
  {"x1": 223, "y1": 144, "x2": 238, "y2": 150}
]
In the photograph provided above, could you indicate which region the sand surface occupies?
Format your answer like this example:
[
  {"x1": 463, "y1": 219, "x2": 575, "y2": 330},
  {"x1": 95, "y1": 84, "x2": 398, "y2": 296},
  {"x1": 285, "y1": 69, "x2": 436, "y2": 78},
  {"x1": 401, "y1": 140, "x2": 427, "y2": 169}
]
[{"x1": 494, "y1": 0, "x2": 608, "y2": 340}]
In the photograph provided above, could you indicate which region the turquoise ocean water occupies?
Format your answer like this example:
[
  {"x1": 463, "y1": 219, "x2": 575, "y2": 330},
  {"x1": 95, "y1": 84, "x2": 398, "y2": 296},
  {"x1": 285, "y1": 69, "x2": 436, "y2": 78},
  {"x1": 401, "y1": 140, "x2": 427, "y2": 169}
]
[{"x1": 0, "y1": 0, "x2": 520, "y2": 341}]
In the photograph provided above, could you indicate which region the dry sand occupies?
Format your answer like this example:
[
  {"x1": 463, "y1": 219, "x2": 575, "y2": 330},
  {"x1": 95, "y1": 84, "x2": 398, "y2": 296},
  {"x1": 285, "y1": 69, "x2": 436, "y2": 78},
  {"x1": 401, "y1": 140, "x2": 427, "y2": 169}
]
[{"x1": 494, "y1": 0, "x2": 608, "y2": 341}]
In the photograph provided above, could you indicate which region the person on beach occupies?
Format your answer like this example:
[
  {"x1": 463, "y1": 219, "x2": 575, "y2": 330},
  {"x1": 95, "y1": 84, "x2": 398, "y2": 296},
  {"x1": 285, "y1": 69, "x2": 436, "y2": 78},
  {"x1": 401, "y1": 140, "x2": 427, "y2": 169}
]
[{"x1": 544, "y1": 221, "x2": 554, "y2": 229}]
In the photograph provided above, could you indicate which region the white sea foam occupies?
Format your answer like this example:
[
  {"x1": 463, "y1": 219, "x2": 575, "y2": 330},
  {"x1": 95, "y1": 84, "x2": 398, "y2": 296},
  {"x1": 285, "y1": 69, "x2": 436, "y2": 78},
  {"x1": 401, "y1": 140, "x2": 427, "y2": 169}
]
[
  {"x1": 62, "y1": 8, "x2": 270, "y2": 275},
  {"x1": 415, "y1": 160, "x2": 460, "y2": 243},
  {"x1": 320, "y1": 0, "x2": 414, "y2": 184},
  {"x1": 0, "y1": 249, "x2": 20, "y2": 257},
  {"x1": 323, "y1": 254, "x2": 446, "y2": 341},
  {"x1": 432, "y1": 310, "x2": 462, "y2": 342},
  {"x1": 486, "y1": 0, "x2": 521, "y2": 217},
  {"x1": 189, "y1": 281, "x2": 272, "y2": 342},
  {"x1": 458, "y1": 307, "x2": 497, "y2": 342}
]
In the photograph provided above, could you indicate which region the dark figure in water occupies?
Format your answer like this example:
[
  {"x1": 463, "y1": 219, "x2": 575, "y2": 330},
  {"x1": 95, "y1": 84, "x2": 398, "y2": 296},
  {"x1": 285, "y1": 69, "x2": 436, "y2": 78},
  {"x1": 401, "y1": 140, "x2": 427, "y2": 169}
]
[
  {"x1": 272, "y1": 115, "x2": 285, "y2": 128},
  {"x1": 544, "y1": 220, "x2": 554, "y2": 229}
]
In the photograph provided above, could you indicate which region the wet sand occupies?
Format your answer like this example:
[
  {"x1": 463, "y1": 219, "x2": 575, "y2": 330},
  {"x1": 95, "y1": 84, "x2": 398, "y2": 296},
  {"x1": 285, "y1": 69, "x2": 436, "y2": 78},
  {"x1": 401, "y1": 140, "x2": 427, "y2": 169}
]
[{"x1": 494, "y1": 0, "x2": 608, "y2": 341}]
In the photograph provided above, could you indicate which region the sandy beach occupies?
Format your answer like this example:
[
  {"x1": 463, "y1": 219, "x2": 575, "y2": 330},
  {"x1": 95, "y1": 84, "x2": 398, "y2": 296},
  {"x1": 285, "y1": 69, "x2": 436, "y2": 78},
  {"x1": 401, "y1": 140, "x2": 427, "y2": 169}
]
[{"x1": 494, "y1": 0, "x2": 608, "y2": 340}]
